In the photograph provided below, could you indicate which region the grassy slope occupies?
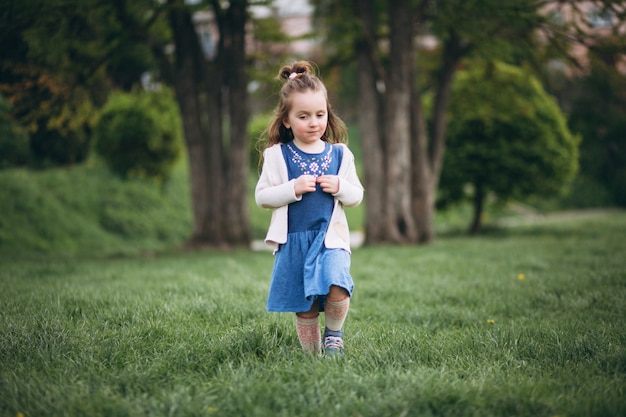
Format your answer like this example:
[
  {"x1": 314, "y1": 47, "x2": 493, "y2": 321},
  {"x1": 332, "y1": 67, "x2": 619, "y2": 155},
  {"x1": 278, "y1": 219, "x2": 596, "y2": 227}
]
[
  {"x1": 0, "y1": 154, "x2": 361, "y2": 259},
  {"x1": 1, "y1": 213, "x2": 625, "y2": 417},
  {"x1": 0, "y1": 159, "x2": 194, "y2": 258}
]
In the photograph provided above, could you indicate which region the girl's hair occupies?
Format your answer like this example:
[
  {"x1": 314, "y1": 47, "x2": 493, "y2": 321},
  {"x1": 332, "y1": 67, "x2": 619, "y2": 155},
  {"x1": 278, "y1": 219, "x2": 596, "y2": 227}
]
[{"x1": 258, "y1": 61, "x2": 348, "y2": 154}]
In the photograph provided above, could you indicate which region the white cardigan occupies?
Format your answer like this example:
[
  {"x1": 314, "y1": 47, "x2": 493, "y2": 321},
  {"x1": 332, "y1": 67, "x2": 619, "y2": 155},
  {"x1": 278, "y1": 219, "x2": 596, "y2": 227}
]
[{"x1": 255, "y1": 143, "x2": 364, "y2": 253}]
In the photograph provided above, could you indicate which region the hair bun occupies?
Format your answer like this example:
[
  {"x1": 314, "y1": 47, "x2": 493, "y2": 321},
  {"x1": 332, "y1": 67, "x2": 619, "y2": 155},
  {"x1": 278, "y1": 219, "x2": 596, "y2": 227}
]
[{"x1": 278, "y1": 61, "x2": 316, "y2": 81}]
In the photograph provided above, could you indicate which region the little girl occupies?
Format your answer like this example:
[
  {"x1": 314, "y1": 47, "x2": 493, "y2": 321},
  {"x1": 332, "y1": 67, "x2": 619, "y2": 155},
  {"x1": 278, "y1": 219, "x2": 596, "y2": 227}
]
[{"x1": 255, "y1": 61, "x2": 364, "y2": 356}]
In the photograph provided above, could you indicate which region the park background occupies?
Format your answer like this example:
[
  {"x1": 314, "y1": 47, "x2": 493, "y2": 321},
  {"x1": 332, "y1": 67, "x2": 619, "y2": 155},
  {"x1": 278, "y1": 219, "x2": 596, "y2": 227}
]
[{"x1": 1, "y1": 1, "x2": 625, "y2": 416}]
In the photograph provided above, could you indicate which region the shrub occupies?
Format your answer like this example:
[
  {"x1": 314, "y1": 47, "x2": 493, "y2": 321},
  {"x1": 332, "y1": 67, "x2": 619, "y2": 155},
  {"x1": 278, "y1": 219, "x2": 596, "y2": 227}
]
[
  {"x1": 0, "y1": 93, "x2": 31, "y2": 169},
  {"x1": 28, "y1": 88, "x2": 96, "y2": 167},
  {"x1": 29, "y1": 121, "x2": 91, "y2": 167},
  {"x1": 440, "y1": 61, "x2": 580, "y2": 232},
  {"x1": 94, "y1": 89, "x2": 182, "y2": 182}
]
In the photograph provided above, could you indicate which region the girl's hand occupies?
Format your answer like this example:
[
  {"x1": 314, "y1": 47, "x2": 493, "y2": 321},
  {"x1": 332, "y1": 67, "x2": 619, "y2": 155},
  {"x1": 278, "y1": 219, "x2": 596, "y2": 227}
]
[
  {"x1": 317, "y1": 175, "x2": 340, "y2": 195},
  {"x1": 294, "y1": 174, "x2": 317, "y2": 197}
]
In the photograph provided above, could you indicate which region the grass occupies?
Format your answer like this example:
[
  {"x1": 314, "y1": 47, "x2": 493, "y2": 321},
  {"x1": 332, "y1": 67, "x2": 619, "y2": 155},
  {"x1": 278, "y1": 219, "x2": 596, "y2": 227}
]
[
  {"x1": 0, "y1": 159, "x2": 193, "y2": 258},
  {"x1": 1, "y1": 212, "x2": 625, "y2": 416}
]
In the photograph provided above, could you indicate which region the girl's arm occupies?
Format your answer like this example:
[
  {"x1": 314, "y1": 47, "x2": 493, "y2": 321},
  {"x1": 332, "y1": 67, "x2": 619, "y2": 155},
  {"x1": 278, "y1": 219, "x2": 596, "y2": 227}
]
[
  {"x1": 333, "y1": 147, "x2": 364, "y2": 208},
  {"x1": 255, "y1": 147, "x2": 302, "y2": 209}
]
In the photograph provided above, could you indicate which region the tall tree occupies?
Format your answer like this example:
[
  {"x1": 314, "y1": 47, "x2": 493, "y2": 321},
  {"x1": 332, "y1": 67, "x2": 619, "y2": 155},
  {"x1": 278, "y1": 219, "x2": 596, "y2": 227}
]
[
  {"x1": 1, "y1": 0, "x2": 253, "y2": 247},
  {"x1": 314, "y1": 0, "x2": 542, "y2": 244},
  {"x1": 163, "y1": 0, "x2": 250, "y2": 247},
  {"x1": 441, "y1": 61, "x2": 579, "y2": 233},
  {"x1": 103, "y1": 0, "x2": 252, "y2": 247}
]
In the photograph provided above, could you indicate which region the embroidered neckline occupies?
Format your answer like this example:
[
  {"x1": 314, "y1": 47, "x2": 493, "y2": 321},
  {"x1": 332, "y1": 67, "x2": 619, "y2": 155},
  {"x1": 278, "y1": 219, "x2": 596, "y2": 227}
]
[{"x1": 286, "y1": 143, "x2": 333, "y2": 178}]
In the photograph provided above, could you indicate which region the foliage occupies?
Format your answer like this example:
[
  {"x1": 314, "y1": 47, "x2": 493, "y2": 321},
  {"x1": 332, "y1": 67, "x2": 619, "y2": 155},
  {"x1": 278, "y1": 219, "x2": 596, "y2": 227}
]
[
  {"x1": 0, "y1": 0, "x2": 162, "y2": 166},
  {"x1": 27, "y1": 93, "x2": 96, "y2": 166},
  {"x1": 428, "y1": 0, "x2": 542, "y2": 63},
  {"x1": 532, "y1": 4, "x2": 626, "y2": 209},
  {"x1": 94, "y1": 89, "x2": 183, "y2": 182},
  {"x1": 0, "y1": 93, "x2": 31, "y2": 169},
  {"x1": 248, "y1": 12, "x2": 294, "y2": 109},
  {"x1": 440, "y1": 61, "x2": 580, "y2": 231},
  {"x1": 0, "y1": 63, "x2": 99, "y2": 166},
  {"x1": 1, "y1": 213, "x2": 625, "y2": 416},
  {"x1": 567, "y1": 48, "x2": 626, "y2": 207},
  {"x1": 312, "y1": 0, "x2": 542, "y2": 102}
]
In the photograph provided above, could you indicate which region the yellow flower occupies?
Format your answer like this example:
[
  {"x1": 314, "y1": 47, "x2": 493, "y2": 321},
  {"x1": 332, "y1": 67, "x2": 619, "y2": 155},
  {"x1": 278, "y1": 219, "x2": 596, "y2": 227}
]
[
  {"x1": 487, "y1": 319, "x2": 495, "y2": 324},
  {"x1": 517, "y1": 273, "x2": 525, "y2": 280}
]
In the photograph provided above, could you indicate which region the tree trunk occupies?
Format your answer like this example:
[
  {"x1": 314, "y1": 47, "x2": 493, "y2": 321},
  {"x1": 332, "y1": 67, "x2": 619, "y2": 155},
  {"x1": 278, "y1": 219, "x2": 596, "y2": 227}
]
[
  {"x1": 352, "y1": 1, "x2": 467, "y2": 246},
  {"x1": 355, "y1": 0, "x2": 386, "y2": 243},
  {"x1": 383, "y1": 0, "x2": 418, "y2": 243},
  {"x1": 410, "y1": 12, "x2": 435, "y2": 244},
  {"x1": 411, "y1": 32, "x2": 465, "y2": 243},
  {"x1": 222, "y1": 0, "x2": 250, "y2": 245},
  {"x1": 167, "y1": 0, "x2": 250, "y2": 248},
  {"x1": 167, "y1": 0, "x2": 213, "y2": 244},
  {"x1": 202, "y1": 63, "x2": 225, "y2": 244}
]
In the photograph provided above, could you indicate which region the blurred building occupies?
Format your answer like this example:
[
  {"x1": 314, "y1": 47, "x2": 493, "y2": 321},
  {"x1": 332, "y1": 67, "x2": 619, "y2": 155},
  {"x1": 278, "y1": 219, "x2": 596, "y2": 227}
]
[
  {"x1": 193, "y1": 0, "x2": 318, "y2": 60},
  {"x1": 539, "y1": 1, "x2": 626, "y2": 75},
  {"x1": 251, "y1": 0, "x2": 317, "y2": 57}
]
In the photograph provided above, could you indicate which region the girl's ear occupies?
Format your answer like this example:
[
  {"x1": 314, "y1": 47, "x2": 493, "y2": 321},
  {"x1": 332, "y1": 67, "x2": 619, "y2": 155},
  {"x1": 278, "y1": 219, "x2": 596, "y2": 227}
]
[{"x1": 282, "y1": 119, "x2": 291, "y2": 129}]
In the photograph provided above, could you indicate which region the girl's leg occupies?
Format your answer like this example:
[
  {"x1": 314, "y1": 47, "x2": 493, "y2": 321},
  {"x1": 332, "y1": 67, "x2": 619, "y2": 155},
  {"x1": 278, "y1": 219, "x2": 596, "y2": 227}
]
[
  {"x1": 295, "y1": 299, "x2": 321, "y2": 354},
  {"x1": 325, "y1": 285, "x2": 350, "y2": 331},
  {"x1": 323, "y1": 285, "x2": 350, "y2": 356}
]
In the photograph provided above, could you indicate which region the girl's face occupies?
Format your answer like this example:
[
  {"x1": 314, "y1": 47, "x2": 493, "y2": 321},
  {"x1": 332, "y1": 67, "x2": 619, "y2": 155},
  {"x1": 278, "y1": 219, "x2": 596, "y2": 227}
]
[{"x1": 283, "y1": 90, "x2": 328, "y2": 148}]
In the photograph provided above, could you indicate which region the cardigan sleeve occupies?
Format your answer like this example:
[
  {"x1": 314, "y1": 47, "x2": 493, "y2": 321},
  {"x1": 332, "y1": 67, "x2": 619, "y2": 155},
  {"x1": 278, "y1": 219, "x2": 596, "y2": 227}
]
[
  {"x1": 255, "y1": 145, "x2": 302, "y2": 209},
  {"x1": 332, "y1": 145, "x2": 364, "y2": 208}
]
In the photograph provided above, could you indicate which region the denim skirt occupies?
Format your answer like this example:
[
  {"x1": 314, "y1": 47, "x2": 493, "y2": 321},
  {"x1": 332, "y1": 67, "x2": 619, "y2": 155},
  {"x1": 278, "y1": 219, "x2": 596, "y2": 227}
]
[{"x1": 266, "y1": 227, "x2": 354, "y2": 313}]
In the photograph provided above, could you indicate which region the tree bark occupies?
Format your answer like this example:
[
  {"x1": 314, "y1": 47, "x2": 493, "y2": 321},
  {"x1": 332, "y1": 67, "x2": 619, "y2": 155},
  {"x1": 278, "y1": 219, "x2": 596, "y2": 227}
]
[
  {"x1": 410, "y1": 82, "x2": 436, "y2": 243},
  {"x1": 222, "y1": 0, "x2": 250, "y2": 245},
  {"x1": 341, "y1": 0, "x2": 538, "y2": 245},
  {"x1": 355, "y1": 0, "x2": 385, "y2": 243},
  {"x1": 410, "y1": 32, "x2": 465, "y2": 243},
  {"x1": 167, "y1": 0, "x2": 250, "y2": 248},
  {"x1": 167, "y1": 0, "x2": 212, "y2": 244},
  {"x1": 383, "y1": 0, "x2": 418, "y2": 243}
]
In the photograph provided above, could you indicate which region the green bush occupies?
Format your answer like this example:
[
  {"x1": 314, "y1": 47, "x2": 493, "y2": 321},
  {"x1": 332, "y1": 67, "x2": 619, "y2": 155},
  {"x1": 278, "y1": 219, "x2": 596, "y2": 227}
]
[
  {"x1": 29, "y1": 121, "x2": 91, "y2": 166},
  {"x1": 440, "y1": 62, "x2": 579, "y2": 222},
  {"x1": 94, "y1": 89, "x2": 182, "y2": 181},
  {"x1": 28, "y1": 89, "x2": 96, "y2": 167},
  {"x1": 0, "y1": 93, "x2": 31, "y2": 169}
]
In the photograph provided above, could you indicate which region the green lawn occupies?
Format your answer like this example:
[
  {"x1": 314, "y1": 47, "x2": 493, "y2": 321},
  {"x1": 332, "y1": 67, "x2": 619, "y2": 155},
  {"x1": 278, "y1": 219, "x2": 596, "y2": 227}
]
[{"x1": 1, "y1": 212, "x2": 625, "y2": 417}]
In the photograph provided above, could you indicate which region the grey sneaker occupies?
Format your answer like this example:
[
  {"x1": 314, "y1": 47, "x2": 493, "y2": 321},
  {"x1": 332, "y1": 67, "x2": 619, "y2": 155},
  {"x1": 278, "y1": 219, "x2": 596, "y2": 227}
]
[{"x1": 324, "y1": 329, "x2": 343, "y2": 356}]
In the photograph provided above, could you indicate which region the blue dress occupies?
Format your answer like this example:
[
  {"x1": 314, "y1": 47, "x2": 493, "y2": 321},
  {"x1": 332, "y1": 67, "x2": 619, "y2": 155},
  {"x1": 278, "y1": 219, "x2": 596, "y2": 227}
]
[{"x1": 266, "y1": 141, "x2": 354, "y2": 313}]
